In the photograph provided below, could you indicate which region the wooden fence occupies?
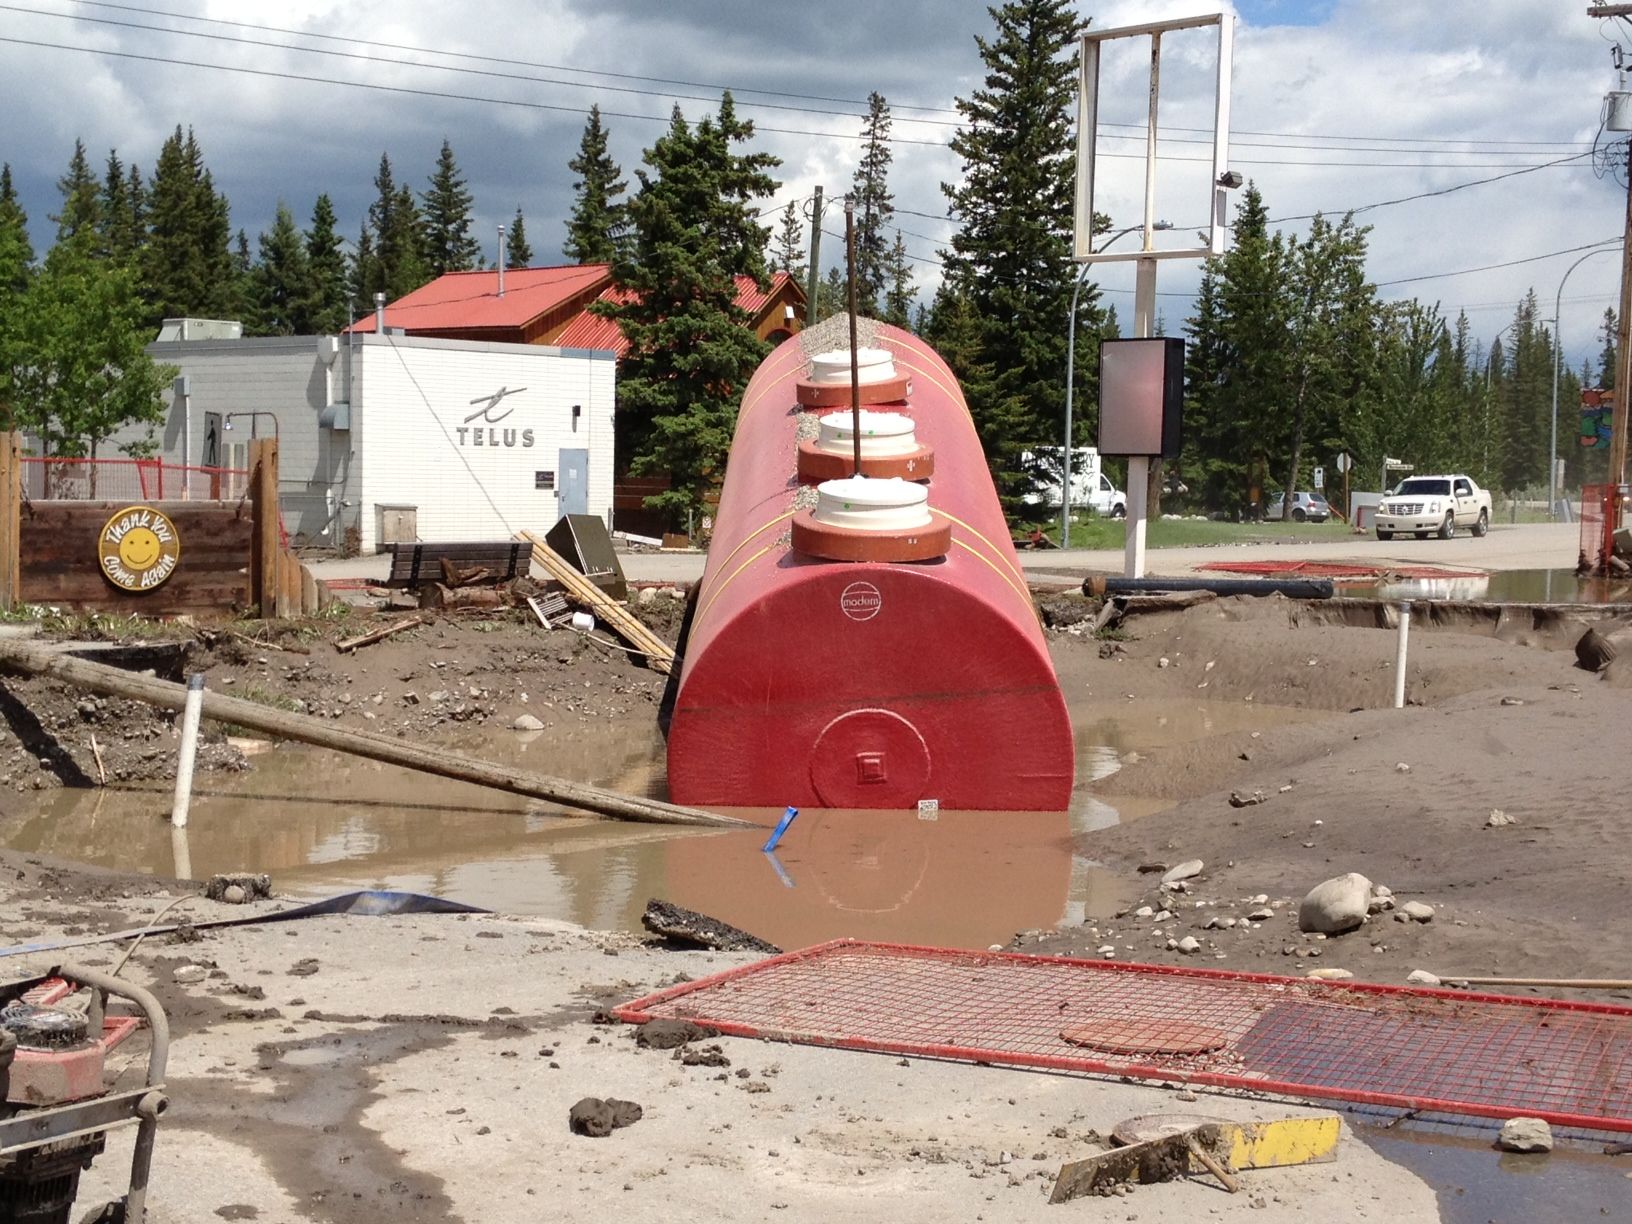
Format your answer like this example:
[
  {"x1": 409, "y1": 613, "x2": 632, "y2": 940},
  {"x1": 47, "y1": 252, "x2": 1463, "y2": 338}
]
[{"x1": 0, "y1": 434, "x2": 330, "y2": 618}]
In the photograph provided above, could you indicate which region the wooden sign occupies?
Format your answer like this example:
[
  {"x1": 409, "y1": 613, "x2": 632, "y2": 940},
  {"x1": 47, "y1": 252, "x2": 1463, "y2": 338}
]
[{"x1": 98, "y1": 505, "x2": 181, "y2": 592}]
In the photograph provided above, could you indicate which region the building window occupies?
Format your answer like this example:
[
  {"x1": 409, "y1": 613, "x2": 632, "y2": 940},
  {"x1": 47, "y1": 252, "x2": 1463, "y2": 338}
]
[{"x1": 535, "y1": 470, "x2": 556, "y2": 490}]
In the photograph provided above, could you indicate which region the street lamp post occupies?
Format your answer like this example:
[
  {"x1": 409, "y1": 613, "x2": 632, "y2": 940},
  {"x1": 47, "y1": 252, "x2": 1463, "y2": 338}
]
[
  {"x1": 1550, "y1": 247, "x2": 1616, "y2": 519},
  {"x1": 1062, "y1": 221, "x2": 1172, "y2": 547},
  {"x1": 223, "y1": 412, "x2": 280, "y2": 444}
]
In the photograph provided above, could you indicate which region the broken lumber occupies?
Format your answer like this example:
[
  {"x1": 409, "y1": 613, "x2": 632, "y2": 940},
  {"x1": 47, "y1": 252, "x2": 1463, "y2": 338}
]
[
  {"x1": 1050, "y1": 1127, "x2": 1220, "y2": 1202},
  {"x1": 335, "y1": 615, "x2": 424, "y2": 654},
  {"x1": 0, "y1": 637, "x2": 749, "y2": 829},
  {"x1": 518, "y1": 531, "x2": 675, "y2": 675},
  {"x1": 1115, "y1": 590, "x2": 1219, "y2": 615},
  {"x1": 1052, "y1": 1114, "x2": 1341, "y2": 1203}
]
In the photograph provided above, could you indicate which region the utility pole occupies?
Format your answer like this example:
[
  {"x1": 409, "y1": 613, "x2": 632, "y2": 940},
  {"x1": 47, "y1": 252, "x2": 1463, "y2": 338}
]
[
  {"x1": 1589, "y1": 7, "x2": 1632, "y2": 489},
  {"x1": 805, "y1": 186, "x2": 823, "y2": 326},
  {"x1": 1612, "y1": 142, "x2": 1632, "y2": 489}
]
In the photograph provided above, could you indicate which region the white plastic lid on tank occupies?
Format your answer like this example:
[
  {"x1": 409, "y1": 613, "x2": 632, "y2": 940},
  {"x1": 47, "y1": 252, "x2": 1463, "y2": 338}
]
[
  {"x1": 811, "y1": 476, "x2": 932, "y2": 532},
  {"x1": 807, "y1": 347, "x2": 896, "y2": 386},
  {"x1": 815, "y1": 409, "x2": 919, "y2": 458}
]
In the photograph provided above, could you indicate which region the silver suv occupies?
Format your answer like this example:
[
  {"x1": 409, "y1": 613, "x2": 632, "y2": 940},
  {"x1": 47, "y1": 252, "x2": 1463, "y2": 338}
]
[{"x1": 1267, "y1": 491, "x2": 1330, "y2": 523}]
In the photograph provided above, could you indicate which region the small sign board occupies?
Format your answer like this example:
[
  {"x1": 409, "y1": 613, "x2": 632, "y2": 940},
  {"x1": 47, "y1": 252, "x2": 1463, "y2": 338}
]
[
  {"x1": 1313, "y1": 466, "x2": 1325, "y2": 490},
  {"x1": 1334, "y1": 452, "x2": 1351, "y2": 474},
  {"x1": 98, "y1": 505, "x2": 181, "y2": 593}
]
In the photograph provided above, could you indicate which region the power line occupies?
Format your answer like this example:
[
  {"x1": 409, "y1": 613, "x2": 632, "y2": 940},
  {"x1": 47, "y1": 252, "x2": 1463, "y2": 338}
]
[
  {"x1": 55, "y1": 0, "x2": 1612, "y2": 151},
  {"x1": 3, "y1": 7, "x2": 1604, "y2": 166},
  {"x1": 1373, "y1": 237, "x2": 1623, "y2": 287}
]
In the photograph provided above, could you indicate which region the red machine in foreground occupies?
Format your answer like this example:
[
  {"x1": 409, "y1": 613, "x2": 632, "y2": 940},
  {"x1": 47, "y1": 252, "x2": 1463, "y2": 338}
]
[{"x1": 666, "y1": 325, "x2": 1074, "y2": 811}]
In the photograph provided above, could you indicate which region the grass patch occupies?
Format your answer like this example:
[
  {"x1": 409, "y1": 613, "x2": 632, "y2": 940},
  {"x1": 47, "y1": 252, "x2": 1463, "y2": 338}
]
[{"x1": 1034, "y1": 514, "x2": 1357, "y2": 550}]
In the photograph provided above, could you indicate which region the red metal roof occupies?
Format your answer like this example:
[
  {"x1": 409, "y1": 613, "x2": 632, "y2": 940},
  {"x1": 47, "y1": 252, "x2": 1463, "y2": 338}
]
[
  {"x1": 346, "y1": 264, "x2": 611, "y2": 334},
  {"x1": 554, "y1": 272, "x2": 800, "y2": 355}
]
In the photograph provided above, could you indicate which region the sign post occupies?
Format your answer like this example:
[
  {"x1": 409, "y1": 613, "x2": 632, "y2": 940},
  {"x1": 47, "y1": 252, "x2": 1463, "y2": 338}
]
[
  {"x1": 1073, "y1": 12, "x2": 1235, "y2": 576},
  {"x1": 1335, "y1": 452, "x2": 1351, "y2": 525}
]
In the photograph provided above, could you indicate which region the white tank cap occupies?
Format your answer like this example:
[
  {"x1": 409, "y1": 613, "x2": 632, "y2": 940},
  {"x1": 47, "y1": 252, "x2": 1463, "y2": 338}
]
[
  {"x1": 816, "y1": 409, "x2": 919, "y2": 458},
  {"x1": 808, "y1": 347, "x2": 897, "y2": 386},
  {"x1": 811, "y1": 475, "x2": 932, "y2": 532}
]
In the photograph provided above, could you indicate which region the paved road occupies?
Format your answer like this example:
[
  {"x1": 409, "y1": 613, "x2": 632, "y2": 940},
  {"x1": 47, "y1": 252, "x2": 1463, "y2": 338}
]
[{"x1": 307, "y1": 522, "x2": 1580, "y2": 586}]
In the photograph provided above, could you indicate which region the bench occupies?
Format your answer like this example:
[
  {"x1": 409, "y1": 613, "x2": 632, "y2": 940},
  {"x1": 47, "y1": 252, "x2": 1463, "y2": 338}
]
[{"x1": 384, "y1": 541, "x2": 528, "y2": 589}]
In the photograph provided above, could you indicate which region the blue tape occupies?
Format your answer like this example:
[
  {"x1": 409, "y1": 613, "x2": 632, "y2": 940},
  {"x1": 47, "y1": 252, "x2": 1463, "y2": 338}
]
[{"x1": 761, "y1": 805, "x2": 799, "y2": 853}]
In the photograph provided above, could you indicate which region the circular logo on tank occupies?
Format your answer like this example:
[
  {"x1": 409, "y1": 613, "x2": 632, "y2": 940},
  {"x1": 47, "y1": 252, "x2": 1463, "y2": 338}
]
[{"x1": 839, "y1": 581, "x2": 883, "y2": 622}]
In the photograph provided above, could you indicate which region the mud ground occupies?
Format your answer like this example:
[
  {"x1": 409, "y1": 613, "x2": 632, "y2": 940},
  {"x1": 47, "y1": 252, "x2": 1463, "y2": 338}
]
[{"x1": 2, "y1": 588, "x2": 1631, "y2": 1221}]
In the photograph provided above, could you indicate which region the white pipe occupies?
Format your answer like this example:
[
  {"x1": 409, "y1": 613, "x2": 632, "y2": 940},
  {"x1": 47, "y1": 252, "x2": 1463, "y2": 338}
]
[
  {"x1": 170, "y1": 673, "x2": 206, "y2": 827},
  {"x1": 170, "y1": 824, "x2": 193, "y2": 880},
  {"x1": 1393, "y1": 601, "x2": 1412, "y2": 709}
]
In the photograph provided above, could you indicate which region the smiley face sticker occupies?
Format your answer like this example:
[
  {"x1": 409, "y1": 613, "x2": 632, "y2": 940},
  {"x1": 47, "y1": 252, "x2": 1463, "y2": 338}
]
[{"x1": 98, "y1": 506, "x2": 181, "y2": 592}]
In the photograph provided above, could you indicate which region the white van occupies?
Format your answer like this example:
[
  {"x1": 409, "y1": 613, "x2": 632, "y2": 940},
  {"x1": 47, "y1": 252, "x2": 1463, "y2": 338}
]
[{"x1": 1020, "y1": 447, "x2": 1126, "y2": 517}]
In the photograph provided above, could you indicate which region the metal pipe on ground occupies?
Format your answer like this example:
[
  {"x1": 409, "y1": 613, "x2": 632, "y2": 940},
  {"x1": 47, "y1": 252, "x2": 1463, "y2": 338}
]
[
  {"x1": 1083, "y1": 575, "x2": 1336, "y2": 600},
  {"x1": 0, "y1": 638, "x2": 752, "y2": 829}
]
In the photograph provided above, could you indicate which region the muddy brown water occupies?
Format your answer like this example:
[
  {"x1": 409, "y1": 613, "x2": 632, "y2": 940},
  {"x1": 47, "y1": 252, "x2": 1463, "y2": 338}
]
[{"x1": 0, "y1": 700, "x2": 1308, "y2": 951}]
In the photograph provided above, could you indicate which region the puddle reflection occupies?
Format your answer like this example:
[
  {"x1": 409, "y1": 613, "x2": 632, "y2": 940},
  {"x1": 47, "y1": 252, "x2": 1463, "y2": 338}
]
[{"x1": 0, "y1": 698, "x2": 1314, "y2": 949}]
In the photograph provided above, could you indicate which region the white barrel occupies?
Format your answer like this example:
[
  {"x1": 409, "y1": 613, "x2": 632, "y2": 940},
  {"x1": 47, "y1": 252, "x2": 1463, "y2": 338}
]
[
  {"x1": 807, "y1": 347, "x2": 896, "y2": 386},
  {"x1": 811, "y1": 476, "x2": 932, "y2": 532},
  {"x1": 815, "y1": 409, "x2": 920, "y2": 458}
]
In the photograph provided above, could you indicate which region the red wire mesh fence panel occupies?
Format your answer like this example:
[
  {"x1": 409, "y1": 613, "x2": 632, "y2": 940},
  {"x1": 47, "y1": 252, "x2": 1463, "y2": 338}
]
[
  {"x1": 21, "y1": 458, "x2": 249, "y2": 502},
  {"x1": 616, "y1": 941, "x2": 1632, "y2": 1133}
]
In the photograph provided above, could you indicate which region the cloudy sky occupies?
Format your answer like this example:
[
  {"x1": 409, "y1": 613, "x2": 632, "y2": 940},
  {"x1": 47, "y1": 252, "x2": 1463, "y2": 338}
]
[{"x1": 1, "y1": 0, "x2": 1627, "y2": 367}]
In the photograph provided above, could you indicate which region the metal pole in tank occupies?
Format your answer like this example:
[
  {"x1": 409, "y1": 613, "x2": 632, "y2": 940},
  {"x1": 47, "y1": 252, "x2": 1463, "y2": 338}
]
[{"x1": 846, "y1": 198, "x2": 862, "y2": 476}]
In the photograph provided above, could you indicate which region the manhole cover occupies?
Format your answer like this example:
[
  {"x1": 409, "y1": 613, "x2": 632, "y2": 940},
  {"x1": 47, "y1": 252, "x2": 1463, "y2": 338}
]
[{"x1": 1060, "y1": 1018, "x2": 1228, "y2": 1056}]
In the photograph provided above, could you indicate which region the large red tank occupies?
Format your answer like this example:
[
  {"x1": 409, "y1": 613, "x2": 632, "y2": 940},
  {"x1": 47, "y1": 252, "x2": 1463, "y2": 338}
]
[{"x1": 666, "y1": 324, "x2": 1075, "y2": 810}]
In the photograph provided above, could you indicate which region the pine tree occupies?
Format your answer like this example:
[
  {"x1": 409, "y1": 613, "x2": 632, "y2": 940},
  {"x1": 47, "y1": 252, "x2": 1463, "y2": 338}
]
[
  {"x1": 303, "y1": 194, "x2": 349, "y2": 333},
  {"x1": 814, "y1": 264, "x2": 848, "y2": 324},
  {"x1": 53, "y1": 140, "x2": 101, "y2": 247},
  {"x1": 142, "y1": 126, "x2": 236, "y2": 326},
  {"x1": 565, "y1": 106, "x2": 628, "y2": 264},
  {"x1": 924, "y1": 285, "x2": 1031, "y2": 508},
  {"x1": 1276, "y1": 212, "x2": 1378, "y2": 509},
  {"x1": 99, "y1": 151, "x2": 144, "y2": 263},
  {"x1": 348, "y1": 223, "x2": 377, "y2": 318},
  {"x1": 0, "y1": 165, "x2": 36, "y2": 431},
  {"x1": 1496, "y1": 292, "x2": 1556, "y2": 491},
  {"x1": 1598, "y1": 306, "x2": 1618, "y2": 389},
  {"x1": 247, "y1": 203, "x2": 311, "y2": 336},
  {"x1": 506, "y1": 208, "x2": 533, "y2": 267},
  {"x1": 772, "y1": 200, "x2": 806, "y2": 282},
  {"x1": 363, "y1": 154, "x2": 430, "y2": 302},
  {"x1": 934, "y1": 0, "x2": 1088, "y2": 485},
  {"x1": 0, "y1": 165, "x2": 35, "y2": 281},
  {"x1": 593, "y1": 98, "x2": 779, "y2": 525},
  {"x1": 421, "y1": 139, "x2": 481, "y2": 276},
  {"x1": 851, "y1": 93, "x2": 896, "y2": 313},
  {"x1": 882, "y1": 231, "x2": 913, "y2": 328}
]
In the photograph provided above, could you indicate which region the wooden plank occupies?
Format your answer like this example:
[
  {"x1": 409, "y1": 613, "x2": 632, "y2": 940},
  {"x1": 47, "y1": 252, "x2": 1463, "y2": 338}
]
[
  {"x1": 0, "y1": 636, "x2": 752, "y2": 829},
  {"x1": 250, "y1": 438, "x2": 279, "y2": 616},
  {"x1": 301, "y1": 564, "x2": 319, "y2": 615},
  {"x1": 517, "y1": 530, "x2": 675, "y2": 674},
  {"x1": 17, "y1": 498, "x2": 253, "y2": 614},
  {"x1": 0, "y1": 432, "x2": 20, "y2": 611},
  {"x1": 276, "y1": 548, "x2": 298, "y2": 619}
]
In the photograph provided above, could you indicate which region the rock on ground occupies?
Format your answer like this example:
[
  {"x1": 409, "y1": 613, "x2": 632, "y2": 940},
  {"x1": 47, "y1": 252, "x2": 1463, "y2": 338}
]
[
  {"x1": 1299, "y1": 873, "x2": 1373, "y2": 935},
  {"x1": 1497, "y1": 1117, "x2": 1554, "y2": 1153}
]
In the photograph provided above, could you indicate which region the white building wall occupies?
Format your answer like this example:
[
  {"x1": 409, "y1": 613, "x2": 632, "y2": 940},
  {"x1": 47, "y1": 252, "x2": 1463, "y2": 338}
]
[
  {"x1": 129, "y1": 336, "x2": 354, "y2": 544},
  {"x1": 353, "y1": 335, "x2": 615, "y2": 553}
]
